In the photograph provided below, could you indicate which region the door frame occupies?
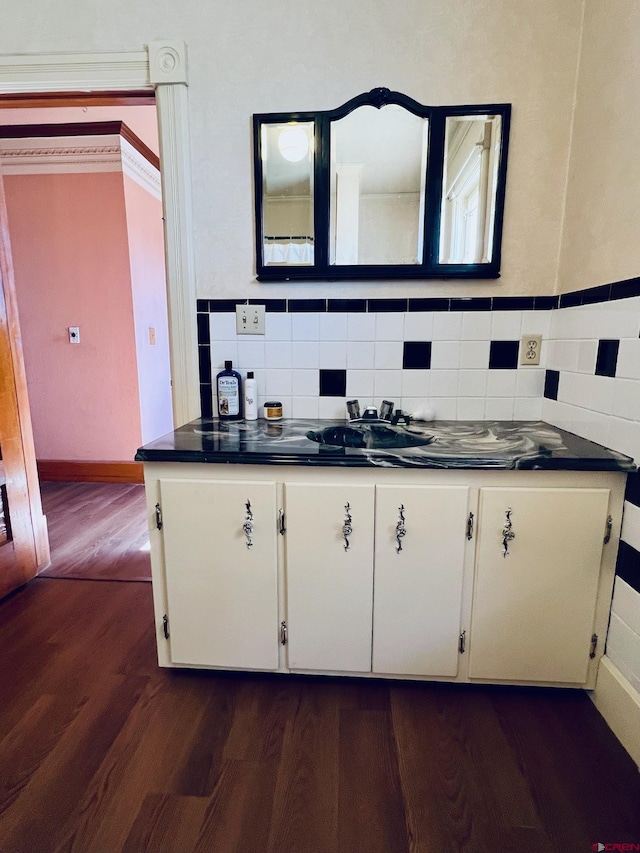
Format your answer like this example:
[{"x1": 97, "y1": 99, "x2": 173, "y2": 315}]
[{"x1": 0, "y1": 42, "x2": 199, "y2": 427}]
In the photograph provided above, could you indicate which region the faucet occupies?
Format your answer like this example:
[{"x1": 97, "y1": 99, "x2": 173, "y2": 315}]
[{"x1": 347, "y1": 400, "x2": 408, "y2": 424}]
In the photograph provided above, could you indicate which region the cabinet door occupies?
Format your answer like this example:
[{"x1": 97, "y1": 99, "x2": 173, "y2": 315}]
[
  {"x1": 160, "y1": 479, "x2": 279, "y2": 670},
  {"x1": 469, "y1": 487, "x2": 609, "y2": 684},
  {"x1": 373, "y1": 485, "x2": 469, "y2": 676},
  {"x1": 284, "y1": 483, "x2": 375, "y2": 672}
]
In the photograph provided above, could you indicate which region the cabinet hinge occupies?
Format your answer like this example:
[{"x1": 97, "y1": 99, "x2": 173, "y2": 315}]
[
  {"x1": 459, "y1": 630, "x2": 466, "y2": 654},
  {"x1": 155, "y1": 502, "x2": 163, "y2": 530},
  {"x1": 162, "y1": 614, "x2": 169, "y2": 640},
  {"x1": 604, "y1": 515, "x2": 612, "y2": 544},
  {"x1": 278, "y1": 509, "x2": 286, "y2": 535},
  {"x1": 280, "y1": 621, "x2": 287, "y2": 645},
  {"x1": 589, "y1": 633, "x2": 598, "y2": 659},
  {"x1": 466, "y1": 512, "x2": 474, "y2": 540}
]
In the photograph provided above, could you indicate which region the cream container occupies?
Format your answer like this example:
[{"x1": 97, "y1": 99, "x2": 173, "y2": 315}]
[{"x1": 263, "y1": 400, "x2": 283, "y2": 421}]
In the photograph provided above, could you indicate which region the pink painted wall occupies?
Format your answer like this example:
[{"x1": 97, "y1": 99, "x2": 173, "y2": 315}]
[
  {"x1": 4, "y1": 171, "x2": 144, "y2": 461},
  {"x1": 123, "y1": 174, "x2": 173, "y2": 444}
]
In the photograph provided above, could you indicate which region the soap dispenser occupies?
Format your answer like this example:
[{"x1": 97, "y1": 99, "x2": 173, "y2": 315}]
[{"x1": 216, "y1": 361, "x2": 242, "y2": 420}]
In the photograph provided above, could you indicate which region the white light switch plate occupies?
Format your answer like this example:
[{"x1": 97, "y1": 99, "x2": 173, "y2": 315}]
[
  {"x1": 68, "y1": 326, "x2": 80, "y2": 344},
  {"x1": 520, "y1": 334, "x2": 542, "y2": 365},
  {"x1": 236, "y1": 304, "x2": 265, "y2": 335}
]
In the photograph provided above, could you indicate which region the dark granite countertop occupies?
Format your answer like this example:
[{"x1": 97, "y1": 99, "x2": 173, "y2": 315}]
[{"x1": 135, "y1": 418, "x2": 636, "y2": 471}]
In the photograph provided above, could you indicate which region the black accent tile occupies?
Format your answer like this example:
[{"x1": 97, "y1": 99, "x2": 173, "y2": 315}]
[
  {"x1": 196, "y1": 299, "x2": 210, "y2": 312},
  {"x1": 615, "y1": 541, "x2": 640, "y2": 595},
  {"x1": 249, "y1": 298, "x2": 287, "y2": 313},
  {"x1": 610, "y1": 276, "x2": 640, "y2": 301},
  {"x1": 559, "y1": 291, "x2": 583, "y2": 308},
  {"x1": 625, "y1": 472, "x2": 640, "y2": 508},
  {"x1": 534, "y1": 295, "x2": 559, "y2": 310},
  {"x1": 198, "y1": 345, "x2": 211, "y2": 384},
  {"x1": 403, "y1": 341, "x2": 432, "y2": 369},
  {"x1": 489, "y1": 340, "x2": 519, "y2": 369},
  {"x1": 197, "y1": 313, "x2": 210, "y2": 346},
  {"x1": 209, "y1": 299, "x2": 244, "y2": 312},
  {"x1": 319, "y1": 369, "x2": 346, "y2": 397},
  {"x1": 408, "y1": 298, "x2": 450, "y2": 312},
  {"x1": 451, "y1": 297, "x2": 492, "y2": 312},
  {"x1": 200, "y1": 384, "x2": 213, "y2": 418},
  {"x1": 595, "y1": 339, "x2": 619, "y2": 378},
  {"x1": 581, "y1": 284, "x2": 612, "y2": 305},
  {"x1": 544, "y1": 369, "x2": 560, "y2": 400},
  {"x1": 367, "y1": 298, "x2": 408, "y2": 313},
  {"x1": 328, "y1": 299, "x2": 367, "y2": 313},
  {"x1": 492, "y1": 296, "x2": 535, "y2": 311},
  {"x1": 288, "y1": 299, "x2": 327, "y2": 313}
]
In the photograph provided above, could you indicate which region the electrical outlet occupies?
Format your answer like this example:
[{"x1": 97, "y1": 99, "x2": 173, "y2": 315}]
[
  {"x1": 520, "y1": 334, "x2": 542, "y2": 365},
  {"x1": 68, "y1": 326, "x2": 80, "y2": 344},
  {"x1": 236, "y1": 304, "x2": 265, "y2": 335}
]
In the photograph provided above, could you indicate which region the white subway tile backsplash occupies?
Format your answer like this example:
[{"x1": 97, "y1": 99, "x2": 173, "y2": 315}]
[
  {"x1": 347, "y1": 341, "x2": 375, "y2": 369},
  {"x1": 617, "y1": 339, "x2": 640, "y2": 380},
  {"x1": 265, "y1": 369, "x2": 292, "y2": 396},
  {"x1": 265, "y1": 341, "x2": 292, "y2": 369},
  {"x1": 374, "y1": 341, "x2": 403, "y2": 370},
  {"x1": 431, "y1": 341, "x2": 460, "y2": 369},
  {"x1": 520, "y1": 311, "x2": 551, "y2": 339},
  {"x1": 491, "y1": 311, "x2": 522, "y2": 340},
  {"x1": 404, "y1": 311, "x2": 433, "y2": 340},
  {"x1": 292, "y1": 369, "x2": 318, "y2": 397},
  {"x1": 319, "y1": 312, "x2": 348, "y2": 341},
  {"x1": 319, "y1": 397, "x2": 347, "y2": 419},
  {"x1": 486, "y1": 369, "x2": 518, "y2": 398},
  {"x1": 612, "y1": 578, "x2": 640, "y2": 638},
  {"x1": 291, "y1": 341, "x2": 319, "y2": 368},
  {"x1": 430, "y1": 370, "x2": 459, "y2": 397},
  {"x1": 319, "y1": 340, "x2": 347, "y2": 369},
  {"x1": 458, "y1": 369, "x2": 487, "y2": 397},
  {"x1": 432, "y1": 311, "x2": 463, "y2": 340},
  {"x1": 485, "y1": 397, "x2": 515, "y2": 420},
  {"x1": 347, "y1": 313, "x2": 376, "y2": 341},
  {"x1": 210, "y1": 341, "x2": 238, "y2": 371},
  {"x1": 374, "y1": 370, "x2": 403, "y2": 397},
  {"x1": 621, "y1": 502, "x2": 640, "y2": 552},
  {"x1": 431, "y1": 398, "x2": 457, "y2": 419},
  {"x1": 612, "y1": 378, "x2": 640, "y2": 421},
  {"x1": 461, "y1": 312, "x2": 492, "y2": 340},
  {"x1": 606, "y1": 612, "x2": 640, "y2": 694},
  {"x1": 457, "y1": 397, "x2": 486, "y2": 419},
  {"x1": 401, "y1": 369, "x2": 431, "y2": 398},
  {"x1": 514, "y1": 397, "x2": 543, "y2": 420},
  {"x1": 265, "y1": 312, "x2": 292, "y2": 340},
  {"x1": 209, "y1": 312, "x2": 237, "y2": 341},
  {"x1": 375, "y1": 312, "x2": 405, "y2": 341},
  {"x1": 515, "y1": 368, "x2": 544, "y2": 398},
  {"x1": 292, "y1": 396, "x2": 319, "y2": 419},
  {"x1": 459, "y1": 340, "x2": 490, "y2": 369},
  {"x1": 577, "y1": 339, "x2": 598, "y2": 374},
  {"x1": 346, "y1": 370, "x2": 375, "y2": 398},
  {"x1": 237, "y1": 339, "x2": 266, "y2": 370},
  {"x1": 292, "y1": 313, "x2": 320, "y2": 341}
]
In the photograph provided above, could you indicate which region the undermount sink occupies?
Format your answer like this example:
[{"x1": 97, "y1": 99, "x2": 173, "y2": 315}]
[{"x1": 306, "y1": 422, "x2": 435, "y2": 450}]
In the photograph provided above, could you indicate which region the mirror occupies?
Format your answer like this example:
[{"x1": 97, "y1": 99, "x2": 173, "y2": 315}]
[{"x1": 253, "y1": 90, "x2": 510, "y2": 281}]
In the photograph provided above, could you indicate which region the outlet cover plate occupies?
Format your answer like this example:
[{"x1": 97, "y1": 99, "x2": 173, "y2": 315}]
[
  {"x1": 520, "y1": 334, "x2": 542, "y2": 366},
  {"x1": 236, "y1": 304, "x2": 265, "y2": 335}
]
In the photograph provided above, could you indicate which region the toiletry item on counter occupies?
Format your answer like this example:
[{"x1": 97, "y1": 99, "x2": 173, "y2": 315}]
[
  {"x1": 264, "y1": 401, "x2": 283, "y2": 421},
  {"x1": 244, "y1": 372, "x2": 258, "y2": 421},
  {"x1": 216, "y1": 360, "x2": 242, "y2": 420}
]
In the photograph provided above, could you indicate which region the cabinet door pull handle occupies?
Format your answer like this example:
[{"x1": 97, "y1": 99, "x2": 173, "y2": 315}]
[
  {"x1": 604, "y1": 514, "x2": 612, "y2": 544},
  {"x1": 466, "y1": 511, "x2": 474, "y2": 540},
  {"x1": 501, "y1": 507, "x2": 515, "y2": 557},
  {"x1": 278, "y1": 508, "x2": 286, "y2": 535},
  {"x1": 242, "y1": 499, "x2": 254, "y2": 548},
  {"x1": 280, "y1": 621, "x2": 287, "y2": 646},
  {"x1": 396, "y1": 504, "x2": 406, "y2": 553},
  {"x1": 342, "y1": 502, "x2": 353, "y2": 551}
]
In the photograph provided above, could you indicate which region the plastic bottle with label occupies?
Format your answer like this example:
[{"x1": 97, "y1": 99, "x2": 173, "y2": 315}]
[
  {"x1": 216, "y1": 360, "x2": 242, "y2": 420},
  {"x1": 244, "y1": 371, "x2": 258, "y2": 421}
]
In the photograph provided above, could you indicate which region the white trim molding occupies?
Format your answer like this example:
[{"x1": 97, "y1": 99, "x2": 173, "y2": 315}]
[
  {"x1": 0, "y1": 45, "x2": 199, "y2": 427},
  {"x1": 590, "y1": 655, "x2": 640, "y2": 769}
]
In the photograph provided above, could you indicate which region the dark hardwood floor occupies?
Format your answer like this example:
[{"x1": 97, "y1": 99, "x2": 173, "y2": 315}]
[
  {"x1": 39, "y1": 482, "x2": 151, "y2": 581},
  {"x1": 0, "y1": 578, "x2": 639, "y2": 853}
]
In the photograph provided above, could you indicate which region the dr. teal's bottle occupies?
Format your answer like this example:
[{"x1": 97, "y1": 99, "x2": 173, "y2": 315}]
[{"x1": 216, "y1": 360, "x2": 242, "y2": 420}]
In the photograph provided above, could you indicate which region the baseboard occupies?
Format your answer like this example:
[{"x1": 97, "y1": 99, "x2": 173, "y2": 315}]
[
  {"x1": 37, "y1": 460, "x2": 144, "y2": 484},
  {"x1": 590, "y1": 655, "x2": 640, "y2": 769}
]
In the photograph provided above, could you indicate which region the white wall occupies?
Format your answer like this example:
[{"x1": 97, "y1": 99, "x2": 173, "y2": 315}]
[{"x1": 0, "y1": 0, "x2": 585, "y2": 300}]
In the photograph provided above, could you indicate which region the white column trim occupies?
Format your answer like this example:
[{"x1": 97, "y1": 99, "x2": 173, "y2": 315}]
[{"x1": 0, "y1": 45, "x2": 199, "y2": 427}]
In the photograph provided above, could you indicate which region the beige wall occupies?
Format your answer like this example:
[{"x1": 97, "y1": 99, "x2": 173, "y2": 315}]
[
  {"x1": 0, "y1": 0, "x2": 585, "y2": 300},
  {"x1": 558, "y1": 0, "x2": 640, "y2": 292}
]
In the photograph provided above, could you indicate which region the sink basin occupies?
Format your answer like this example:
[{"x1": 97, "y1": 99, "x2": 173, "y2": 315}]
[{"x1": 306, "y1": 422, "x2": 435, "y2": 450}]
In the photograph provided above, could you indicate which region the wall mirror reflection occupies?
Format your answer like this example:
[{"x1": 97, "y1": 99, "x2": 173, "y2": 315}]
[{"x1": 253, "y1": 89, "x2": 510, "y2": 281}]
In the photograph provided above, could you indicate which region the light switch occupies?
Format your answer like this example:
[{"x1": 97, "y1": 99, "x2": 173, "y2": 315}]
[
  {"x1": 236, "y1": 304, "x2": 265, "y2": 335},
  {"x1": 149, "y1": 327, "x2": 156, "y2": 345},
  {"x1": 68, "y1": 326, "x2": 80, "y2": 344}
]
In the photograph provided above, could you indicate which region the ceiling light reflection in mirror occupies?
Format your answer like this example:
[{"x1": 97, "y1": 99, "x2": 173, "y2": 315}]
[
  {"x1": 329, "y1": 105, "x2": 428, "y2": 266},
  {"x1": 261, "y1": 121, "x2": 315, "y2": 265},
  {"x1": 439, "y1": 114, "x2": 502, "y2": 264}
]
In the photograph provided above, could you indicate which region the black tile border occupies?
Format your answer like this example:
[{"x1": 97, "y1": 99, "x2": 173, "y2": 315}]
[
  {"x1": 616, "y1": 541, "x2": 640, "y2": 595},
  {"x1": 625, "y1": 472, "x2": 640, "y2": 508}
]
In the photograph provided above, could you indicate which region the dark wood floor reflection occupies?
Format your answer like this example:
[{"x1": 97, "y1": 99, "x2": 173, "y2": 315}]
[
  {"x1": 1, "y1": 578, "x2": 639, "y2": 853},
  {"x1": 39, "y1": 482, "x2": 151, "y2": 581}
]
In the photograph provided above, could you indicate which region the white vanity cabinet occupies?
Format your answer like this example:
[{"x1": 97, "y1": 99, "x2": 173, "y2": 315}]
[
  {"x1": 469, "y1": 487, "x2": 611, "y2": 684},
  {"x1": 143, "y1": 462, "x2": 625, "y2": 689},
  {"x1": 157, "y1": 477, "x2": 279, "y2": 670}
]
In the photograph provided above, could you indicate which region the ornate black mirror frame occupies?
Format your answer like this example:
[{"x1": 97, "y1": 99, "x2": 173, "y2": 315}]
[{"x1": 253, "y1": 88, "x2": 511, "y2": 282}]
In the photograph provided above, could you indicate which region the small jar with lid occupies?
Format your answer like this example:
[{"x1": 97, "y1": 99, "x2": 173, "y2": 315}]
[{"x1": 263, "y1": 400, "x2": 283, "y2": 421}]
